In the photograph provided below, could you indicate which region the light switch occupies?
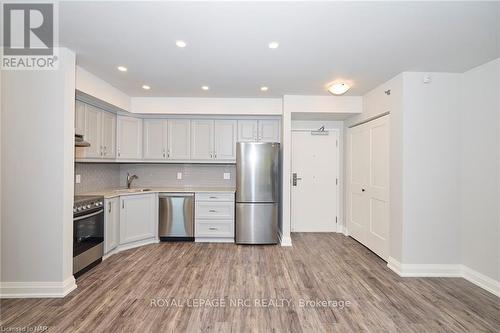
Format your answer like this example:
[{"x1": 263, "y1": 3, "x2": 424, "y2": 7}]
[
  {"x1": 177, "y1": 172, "x2": 183, "y2": 180},
  {"x1": 223, "y1": 173, "x2": 231, "y2": 180},
  {"x1": 75, "y1": 174, "x2": 81, "y2": 184}
]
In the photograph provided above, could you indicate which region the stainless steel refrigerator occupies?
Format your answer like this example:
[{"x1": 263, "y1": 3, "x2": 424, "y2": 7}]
[{"x1": 236, "y1": 142, "x2": 280, "y2": 244}]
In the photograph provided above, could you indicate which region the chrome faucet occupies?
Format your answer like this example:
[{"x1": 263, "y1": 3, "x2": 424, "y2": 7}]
[{"x1": 126, "y1": 173, "x2": 138, "y2": 189}]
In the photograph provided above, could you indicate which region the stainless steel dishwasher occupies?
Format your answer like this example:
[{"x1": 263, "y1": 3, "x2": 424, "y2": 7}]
[{"x1": 159, "y1": 193, "x2": 194, "y2": 241}]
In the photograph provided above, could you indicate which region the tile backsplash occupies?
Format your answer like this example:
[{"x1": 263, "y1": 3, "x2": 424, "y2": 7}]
[
  {"x1": 75, "y1": 163, "x2": 235, "y2": 194},
  {"x1": 74, "y1": 163, "x2": 121, "y2": 194}
]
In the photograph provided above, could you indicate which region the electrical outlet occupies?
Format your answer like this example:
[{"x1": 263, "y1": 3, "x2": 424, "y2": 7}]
[
  {"x1": 223, "y1": 172, "x2": 231, "y2": 180},
  {"x1": 75, "y1": 174, "x2": 81, "y2": 184},
  {"x1": 177, "y1": 172, "x2": 183, "y2": 180}
]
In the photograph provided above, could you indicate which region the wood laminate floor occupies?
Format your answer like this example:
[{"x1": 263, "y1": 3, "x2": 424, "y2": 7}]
[{"x1": 1, "y1": 233, "x2": 499, "y2": 332}]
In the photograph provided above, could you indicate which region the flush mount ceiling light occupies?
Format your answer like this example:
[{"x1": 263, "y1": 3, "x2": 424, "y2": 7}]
[
  {"x1": 268, "y1": 41, "x2": 279, "y2": 49},
  {"x1": 142, "y1": 85, "x2": 151, "y2": 90},
  {"x1": 328, "y1": 82, "x2": 350, "y2": 95},
  {"x1": 175, "y1": 40, "x2": 187, "y2": 48},
  {"x1": 260, "y1": 86, "x2": 269, "y2": 91},
  {"x1": 201, "y1": 85, "x2": 210, "y2": 91},
  {"x1": 117, "y1": 66, "x2": 127, "y2": 72}
]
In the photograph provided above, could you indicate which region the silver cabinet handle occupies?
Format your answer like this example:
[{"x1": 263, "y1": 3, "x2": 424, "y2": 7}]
[
  {"x1": 214, "y1": 152, "x2": 217, "y2": 159},
  {"x1": 209, "y1": 196, "x2": 218, "y2": 199},
  {"x1": 74, "y1": 209, "x2": 104, "y2": 221},
  {"x1": 122, "y1": 200, "x2": 124, "y2": 209},
  {"x1": 209, "y1": 209, "x2": 217, "y2": 213},
  {"x1": 210, "y1": 152, "x2": 213, "y2": 158},
  {"x1": 209, "y1": 227, "x2": 218, "y2": 230},
  {"x1": 108, "y1": 202, "x2": 111, "y2": 213},
  {"x1": 100, "y1": 145, "x2": 104, "y2": 156}
]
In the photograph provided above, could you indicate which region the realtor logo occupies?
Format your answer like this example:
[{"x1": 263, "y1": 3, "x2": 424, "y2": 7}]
[{"x1": 1, "y1": 2, "x2": 58, "y2": 69}]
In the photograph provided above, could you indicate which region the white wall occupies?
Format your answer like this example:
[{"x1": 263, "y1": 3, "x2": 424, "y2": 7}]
[
  {"x1": 401, "y1": 72, "x2": 463, "y2": 265},
  {"x1": 131, "y1": 97, "x2": 282, "y2": 115},
  {"x1": 461, "y1": 58, "x2": 500, "y2": 282},
  {"x1": 282, "y1": 95, "x2": 362, "y2": 245},
  {"x1": 76, "y1": 66, "x2": 131, "y2": 112},
  {"x1": 1, "y1": 48, "x2": 76, "y2": 297}
]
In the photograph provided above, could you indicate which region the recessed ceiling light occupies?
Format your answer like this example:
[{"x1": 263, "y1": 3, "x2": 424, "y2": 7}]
[
  {"x1": 328, "y1": 82, "x2": 351, "y2": 95},
  {"x1": 268, "y1": 41, "x2": 279, "y2": 49},
  {"x1": 176, "y1": 40, "x2": 187, "y2": 48},
  {"x1": 201, "y1": 85, "x2": 210, "y2": 91},
  {"x1": 142, "y1": 85, "x2": 151, "y2": 90},
  {"x1": 117, "y1": 66, "x2": 127, "y2": 72},
  {"x1": 260, "y1": 86, "x2": 269, "y2": 91}
]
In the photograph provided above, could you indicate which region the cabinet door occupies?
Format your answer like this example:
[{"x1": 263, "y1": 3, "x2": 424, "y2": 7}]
[
  {"x1": 84, "y1": 105, "x2": 102, "y2": 158},
  {"x1": 258, "y1": 120, "x2": 280, "y2": 142},
  {"x1": 237, "y1": 120, "x2": 258, "y2": 142},
  {"x1": 75, "y1": 100, "x2": 86, "y2": 136},
  {"x1": 101, "y1": 111, "x2": 116, "y2": 159},
  {"x1": 144, "y1": 119, "x2": 168, "y2": 160},
  {"x1": 104, "y1": 197, "x2": 119, "y2": 254},
  {"x1": 215, "y1": 120, "x2": 237, "y2": 160},
  {"x1": 191, "y1": 120, "x2": 214, "y2": 160},
  {"x1": 168, "y1": 119, "x2": 191, "y2": 160},
  {"x1": 119, "y1": 194, "x2": 156, "y2": 244},
  {"x1": 117, "y1": 116, "x2": 143, "y2": 159}
]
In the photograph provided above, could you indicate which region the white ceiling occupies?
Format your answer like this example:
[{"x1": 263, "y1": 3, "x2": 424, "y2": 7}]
[{"x1": 59, "y1": 1, "x2": 500, "y2": 98}]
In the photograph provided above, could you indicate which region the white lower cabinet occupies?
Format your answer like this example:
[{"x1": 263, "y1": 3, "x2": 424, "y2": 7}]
[
  {"x1": 119, "y1": 194, "x2": 157, "y2": 245},
  {"x1": 195, "y1": 192, "x2": 235, "y2": 242},
  {"x1": 104, "y1": 197, "x2": 120, "y2": 254}
]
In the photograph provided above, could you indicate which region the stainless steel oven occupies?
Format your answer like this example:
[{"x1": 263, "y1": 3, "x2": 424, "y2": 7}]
[{"x1": 73, "y1": 196, "x2": 104, "y2": 277}]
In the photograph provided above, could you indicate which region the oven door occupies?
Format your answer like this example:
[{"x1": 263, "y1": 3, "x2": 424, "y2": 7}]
[{"x1": 73, "y1": 208, "x2": 104, "y2": 257}]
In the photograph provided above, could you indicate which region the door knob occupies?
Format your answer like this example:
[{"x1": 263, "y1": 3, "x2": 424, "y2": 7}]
[{"x1": 292, "y1": 173, "x2": 302, "y2": 186}]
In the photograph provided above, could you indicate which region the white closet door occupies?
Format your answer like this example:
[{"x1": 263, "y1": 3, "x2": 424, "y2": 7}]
[
  {"x1": 168, "y1": 119, "x2": 191, "y2": 160},
  {"x1": 214, "y1": 120, "x2": 237, "y2": 160},
  {"x1": 347, "y1": 115, "x2": 390, "y2": 260},
  {"x1": 191, "y1": 120, "x2": 214, "y2": 160}
]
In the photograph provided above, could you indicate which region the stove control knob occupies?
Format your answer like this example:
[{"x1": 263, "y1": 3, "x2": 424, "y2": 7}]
[
  {"x1": 77, "y1": 207, "x2": 82, "y2": 211},
  {"x1": 87, "y1": 204, "x2": 91, "y2": 209},
  {"x1": 73, "y1": 208, "x2": 77, "y2": 213}
]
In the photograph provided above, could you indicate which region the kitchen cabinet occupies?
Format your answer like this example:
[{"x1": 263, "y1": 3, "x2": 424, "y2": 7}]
[
  {"x1": 104, "y1": 197, "x2": 119, "y2": 254},
  {"x1": 119, "y1": 193, "x2": 156, "y2": 245},
  {"x1": 191, "y1": 120, "x2": 214, "y2": 160},
  {"x1": 195, "y1": 192, "x2": 235, "y2": 242},
  {"x1": 167, "y1": 119, "x2": 190, "y2": 160},
  {"x1": 214, "y1": 120, "x2": 237, "y2": 160},
  {"x1": 117, "y1": 116, "x2": 143, "y2": 160},
  {"x1": 143, "y1": 119, "x2": 168, "y2": 160},
  {"x1": 191, "y1": 120, "x2": 237, "y2": 161},
  {"x1": 237, "y1": 119, "x2": 280, "y2": 143},
  {"x1": 75, "y1": 101, "x2": 116, "y2": 159}
]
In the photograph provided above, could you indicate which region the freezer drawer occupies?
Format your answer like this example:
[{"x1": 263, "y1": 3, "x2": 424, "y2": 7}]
[
  {"x1": 159, "y1": 193, "x2": 194, "y2": 240},
  {"x1": 235, "y1": 203, "x2": 278, "y2": 244}
]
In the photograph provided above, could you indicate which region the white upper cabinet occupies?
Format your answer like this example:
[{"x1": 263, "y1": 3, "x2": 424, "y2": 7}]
[
  {"x1": 101, "y1": 111, "x2": 116, "y2": 158},
  {"x1": 117, "y1": 116, "x2": 143, "y2": 160},
  {"x1": 214, "y1": 120, "x2": 237, "y2": 160},
  {"x1": 258, "y1": 119, "x2": 280, "y2": 142},
  {"x1": 84, "y1": 104, "x2": 102, "y2": 158},
  {"x1": 143, "y1": 119, "x2": 168, "y2": 160},
  {"x1": 191, "y1": 120, "x2": 214, "y2": 160},
  {"x1": 168, "y1": 119, "x2": 191, "y2": 160},
  {"x1": 75, "y1": 100, "x2": 86, "y2": 136},
  {"x1": 237, "y1": 120, "x2": 258, "y2": 142}
]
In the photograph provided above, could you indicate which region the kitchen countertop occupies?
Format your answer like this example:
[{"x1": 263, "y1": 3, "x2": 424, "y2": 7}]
[{"x1": 80, "y1": 187, "x2": 236, "y2": 199}]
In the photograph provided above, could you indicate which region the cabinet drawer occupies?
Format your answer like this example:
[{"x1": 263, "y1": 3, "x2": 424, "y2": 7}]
[
  {"x1": 195, "y1": 201, "x2": 234, "y2": 219},
  {"x1": 195, "y1": 220, "x2": 234, "y2": 237},
  {"x1": 196, "y1": 192, "x2": 234, "y2": 202}
]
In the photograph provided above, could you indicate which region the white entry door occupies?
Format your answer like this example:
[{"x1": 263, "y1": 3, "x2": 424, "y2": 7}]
[
  {"x1": 291, "y1": 130, "x2": 339, "y2": 232},
  {"x1": 347, "y1": 115, "x2": 390, "y2": 260}
]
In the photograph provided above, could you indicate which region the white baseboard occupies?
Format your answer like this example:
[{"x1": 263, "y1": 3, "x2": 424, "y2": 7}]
[
  {"x1": 462, "y1": 266, "x2": 500, "y2": 297},
  {"x1": 0, "y1": 276, "x2": 76, "y2": 299},
  {"x1": 387, "y1": 257, "x2": 500, "y2": 297},
  {"x1": 278, "y1": 231, "x2": 292, "y2": 246}
]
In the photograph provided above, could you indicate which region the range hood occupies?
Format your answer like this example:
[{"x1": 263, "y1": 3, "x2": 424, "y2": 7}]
[{"x1": 75, "y1": 134, "x2": 90, "y2": 147}]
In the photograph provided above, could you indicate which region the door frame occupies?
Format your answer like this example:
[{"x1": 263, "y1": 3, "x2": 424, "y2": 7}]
[{"x1": 291, "y1": 128, "x2": 342, "y2": 233}]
